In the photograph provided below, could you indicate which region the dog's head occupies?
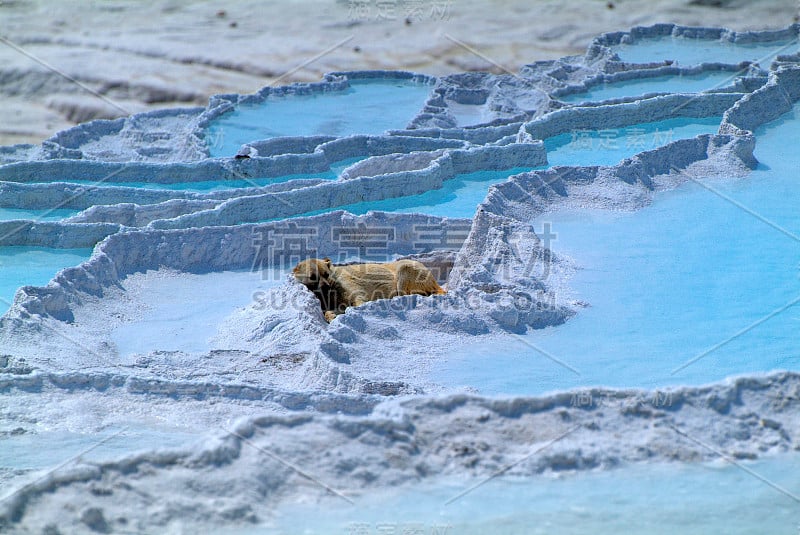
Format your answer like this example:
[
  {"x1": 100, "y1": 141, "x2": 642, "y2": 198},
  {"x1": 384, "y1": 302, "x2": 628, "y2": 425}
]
[{"x1": 292, "y1": 257, "x2": 332, "y2": 289}]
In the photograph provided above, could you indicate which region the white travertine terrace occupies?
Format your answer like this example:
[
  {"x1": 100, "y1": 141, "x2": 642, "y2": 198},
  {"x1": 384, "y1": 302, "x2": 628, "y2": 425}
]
[{"x1": 1, "y1": 23, "x2": 799, "y2": 533}]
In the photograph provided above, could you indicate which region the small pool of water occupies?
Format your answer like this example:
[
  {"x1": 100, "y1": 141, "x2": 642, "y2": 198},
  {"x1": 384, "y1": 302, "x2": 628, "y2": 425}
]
[
  {"x1": 0, "y1": 424, "x2": 203, "y2": 498},
  {"x1": 447, "y1": 101, "x2": 495, "y2": 127},
  {"x1": 433, "y1": 105, "x2": 799, "y2": 395},
  {"x1": 111, "y1": 269, "x2": 287, "y2": 358},
  {"x1": 559, "y1": 71, "x2": 737, "y2": 104},
  {"x1": 545, "y1": 116, "x2": 721, "y2": 167},
  {"x1": 612, "y1": 35, "x2": 800, "y2": 66},
  {"x1": 268, "y1": 453, "x2": 800, "y2": 535},
  {"x1": 206, "y1": 80, "x2": 433, "y2": 157},
  {"x1": 0, "y1": 208, "x2": 79, "y2": 222},
  {"x1": 75, "y1": 172, "x2": 338, "y2": 192},
  {"x1": 299, "y1": 167, "x2": 534, "y2": 219},
  {"x1": 287, "y1": 117, "x2": 719, "y2": 221},
  {"x1": 0, "y1": 247, "x2": 93, "y2": 313},
  {"x1": 56, "y1": 158, "x2": 362, "y2": 192},
  {"x1": 0, "y1": 426, "x2": 200, "y2": 474}
]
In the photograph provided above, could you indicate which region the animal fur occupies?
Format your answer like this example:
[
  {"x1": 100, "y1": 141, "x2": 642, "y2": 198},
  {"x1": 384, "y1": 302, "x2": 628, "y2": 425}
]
[{"x1": 292, "y1": 257, "x2": 446, "y2": 321}]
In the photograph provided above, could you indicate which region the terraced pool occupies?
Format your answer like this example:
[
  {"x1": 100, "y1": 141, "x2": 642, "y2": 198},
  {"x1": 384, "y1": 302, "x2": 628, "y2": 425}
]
[
  {"x1": 283, "y1": 117, "x2": 722, "y2": 222},
  {"x1": 558, "y1": 71, "x2": 736, "y2": 104},
  {"x1": 33, "y1": 157, "x2": 363, "y2": 192},
  {"x1": 299, "y1": 167, "x2": 535, "y2": 219},
  {"x1": 110, "y1": 269, "x2": 286, "y2": 359},
  {"x1": 612, "y1": 35, "x2": 800, "y2": 66},
  {"x1": 271, "y1": 453, "x2": 800, "y2": 535},
  {"x1": 433, "y1": 104, "x2": 799, "y2": 395},
  {"x1": 206, "y1": 79, "x2": 433, "y2": 157},
  {"x1": 0, "y1": 247, "x2": 93, "y2": 312},
  {"x1": 0, "y1": 208, "x2": 79, "y2": 222},
  {"x1": 545, "y1": 116, "x2": 722, "y2": 167},
  {"x1": 0, "y1": 427, "x2": 200, "y2": 480},
  {"x1": 1, "y1": 23, "x2": 799, "y2": 535}
]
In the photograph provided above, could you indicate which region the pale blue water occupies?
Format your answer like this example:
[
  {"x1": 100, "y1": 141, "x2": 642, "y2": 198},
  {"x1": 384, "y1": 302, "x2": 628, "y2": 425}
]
[
  {"x1": 269, "y1": 454, "x2": 800, "y2": 534},
  {"x1": 559, "y1": 71, "x2": 736, "y2": 104},
  {"x1": 0, "y1": 427, "x2": 200, "y2": 473},
  {"x1": 545, "y1": 116, "x2": 722, "y2": 167},
  {"x1": 613, "y1": 35, "x2": 800, "y2": 66},
  {"x1": 284, "y1": 118, "x2": 719, "y2": 222},
  {"x1": 111, "y1": 269, "x2": 286, "y2": 358},
  {"x1": 446, "y1": 101, "x2": 493, "y2": 127},
  {"x1": 0, "y1": 207, "x2": 79, "y2": 221},
  {"x1": 0, "y1": 247, "x2": 92, "y2": 312},
  {"x1": 58, "y1": 158, "x2": 362, "y2": 192},
  {"x1": 298, "y1": 167, "x2": 534, "y2": 219},
  {"x1": 75, "y1": 171, "x2": 337, "y2": 192},
  {"x1": 206, "y1": 80, "x2": 433, "y2": 157},
  {"x1": 433, "y1": 104, "x2": 800, "y2": 395}
]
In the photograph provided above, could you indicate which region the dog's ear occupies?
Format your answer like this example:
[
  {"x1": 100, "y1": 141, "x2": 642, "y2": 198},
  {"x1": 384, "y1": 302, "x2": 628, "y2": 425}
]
[{"x1": 319, "y1": 258, "x2": 333, "y2": 282}]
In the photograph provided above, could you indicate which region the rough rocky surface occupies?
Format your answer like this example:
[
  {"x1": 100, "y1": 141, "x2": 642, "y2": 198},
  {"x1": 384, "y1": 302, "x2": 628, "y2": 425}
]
[{"x1": 0, "y1": 22, "x2": 799, "y2": 534}]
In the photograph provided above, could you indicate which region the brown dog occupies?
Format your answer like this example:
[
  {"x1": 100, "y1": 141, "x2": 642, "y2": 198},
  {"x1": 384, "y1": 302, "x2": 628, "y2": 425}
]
[{"x1": 292, "y1": 257, "x2": 446, "y2": 321}]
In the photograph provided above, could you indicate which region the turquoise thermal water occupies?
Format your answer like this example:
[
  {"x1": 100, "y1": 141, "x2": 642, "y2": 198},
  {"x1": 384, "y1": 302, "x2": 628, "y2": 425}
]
[
  {"x1": 0, "y1": 208, "x2": 79, "y2": 221},
  {"x1": 0, "y1": 427, "x2": 200, "y2": 475},
  {"x1": 0, "y1": 247, "x2": 93, "y2": 313},
  {"x1": 56, "y1": 158, "x2": 362, "y2": 192},
  {"x1": 287, "y1": 118, "x2": 720, "y2": 221},
  {"x1": 612, "y1": 35, "x2": 800, "y2": 66},
  {"x1": 559, "y1": 71, "x2": 737, "y2": 104},
  {"x1": 432, "y1": 104, "x2": 800, "y2": 395},
  {"x1": 74, "y1": 171, "x2": 338, "y2": 192},
  {"x1": 302, "y1": 167, "x2": 534, "y2": 219},
  {"x1": 544, "y1": 116, "x2": 722, "y2": 167},
  {"x1": 269, "y1": 453, "x2": 800, "y2": 535},
  {"x1": 205, "y1": 80, "x2": 433, "y2": 157}
]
